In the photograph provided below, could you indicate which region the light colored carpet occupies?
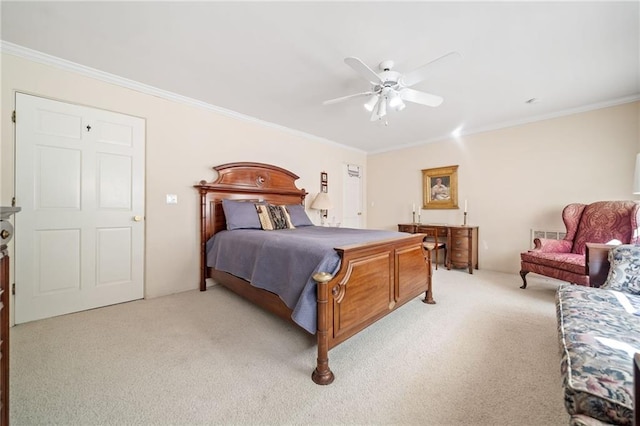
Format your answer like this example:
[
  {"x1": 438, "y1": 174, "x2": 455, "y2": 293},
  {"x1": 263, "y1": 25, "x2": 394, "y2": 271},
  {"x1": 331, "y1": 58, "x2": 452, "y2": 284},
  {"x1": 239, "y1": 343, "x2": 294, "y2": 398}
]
[{"x1": 10, "y1": 269, "x2": 569, "y2": 425}]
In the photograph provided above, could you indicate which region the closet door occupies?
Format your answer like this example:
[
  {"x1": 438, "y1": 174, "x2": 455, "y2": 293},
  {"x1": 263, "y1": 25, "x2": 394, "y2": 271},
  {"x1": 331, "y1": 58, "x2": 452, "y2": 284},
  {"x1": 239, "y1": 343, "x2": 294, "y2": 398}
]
[
  {"x1": 14, "y1": 93, "x2": 145, "y2": 324},
  {"x1": 343, "y1": 164, "x2": 363, "y2": 228}
]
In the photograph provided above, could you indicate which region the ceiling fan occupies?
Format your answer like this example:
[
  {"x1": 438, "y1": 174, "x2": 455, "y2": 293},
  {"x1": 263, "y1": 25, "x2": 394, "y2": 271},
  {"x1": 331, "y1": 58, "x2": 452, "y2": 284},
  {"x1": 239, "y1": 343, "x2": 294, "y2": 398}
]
[{"x1": 323, "y1": 52, "x2": 460, "y2": 122}]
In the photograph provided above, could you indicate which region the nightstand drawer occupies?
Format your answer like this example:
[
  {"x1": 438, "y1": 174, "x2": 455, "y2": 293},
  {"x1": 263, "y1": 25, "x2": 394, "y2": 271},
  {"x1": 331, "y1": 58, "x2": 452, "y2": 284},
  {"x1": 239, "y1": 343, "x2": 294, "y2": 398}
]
[
  {"x1": 451, "y1": 237, "x2": 469, "y2": 250},
  {"x1": 398, "y1": 224, "x2": 417, "y2": 233},
  {"x1": 451, "y1": 248, "x2": 469, "y2": 258},
  {"x1": 417, "y1": 226, "x2": 447, "y2": 237},
  {"x1": 451, "y1": 228, "x2": 472, "y2": 238},
  {"x1": 450, "y1": 249, "x2": 469, "y2": 263}
]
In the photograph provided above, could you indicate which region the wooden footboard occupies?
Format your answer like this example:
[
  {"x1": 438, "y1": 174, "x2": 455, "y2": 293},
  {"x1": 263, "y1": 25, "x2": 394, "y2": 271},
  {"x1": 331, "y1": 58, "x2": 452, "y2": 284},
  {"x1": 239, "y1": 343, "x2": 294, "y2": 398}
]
[
  {"x1": 312, "y1": 233, "x2": 433, "y2": 384},
  {"x1": 209, "y1": 234, "x2": 432, "y2": 385}
]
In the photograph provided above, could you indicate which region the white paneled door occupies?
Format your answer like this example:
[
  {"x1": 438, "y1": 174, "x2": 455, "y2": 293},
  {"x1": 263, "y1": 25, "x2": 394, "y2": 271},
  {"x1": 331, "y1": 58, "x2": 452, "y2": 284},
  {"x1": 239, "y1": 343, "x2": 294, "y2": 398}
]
[
  {"x1": 14, "y1": 93, "x2": 145, "y2": 324},
  {"x1": 342, "y1": 164, "x2": 363, "y2": 228}
]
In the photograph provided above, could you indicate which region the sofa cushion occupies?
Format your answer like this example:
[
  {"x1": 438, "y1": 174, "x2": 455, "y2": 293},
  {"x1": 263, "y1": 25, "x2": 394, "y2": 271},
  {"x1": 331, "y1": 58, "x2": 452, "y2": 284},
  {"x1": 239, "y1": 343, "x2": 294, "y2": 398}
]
[
  {"x1": 556, "y1": 284, "x2": 638, "y2": 425},
  {"x1": 600, "y1": 244, "x2": 640, "y2": 295},
  {"x1": 570, "y1": 414, "x2": 616, "y2": 426},
  {"x1": 521, "y1": 251, "x2": 586, "y2": 275}
]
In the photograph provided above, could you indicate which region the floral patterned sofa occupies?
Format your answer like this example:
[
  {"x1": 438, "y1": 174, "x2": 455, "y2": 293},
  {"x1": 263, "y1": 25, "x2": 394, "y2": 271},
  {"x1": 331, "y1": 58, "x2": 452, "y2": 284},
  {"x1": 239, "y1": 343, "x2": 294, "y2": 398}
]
[
  {"x1": 521, "y1": 201, "x2": 640, "y2": 289},
  {"x1": 556, "y1": 244, "x2": 640, "y2": 425}
]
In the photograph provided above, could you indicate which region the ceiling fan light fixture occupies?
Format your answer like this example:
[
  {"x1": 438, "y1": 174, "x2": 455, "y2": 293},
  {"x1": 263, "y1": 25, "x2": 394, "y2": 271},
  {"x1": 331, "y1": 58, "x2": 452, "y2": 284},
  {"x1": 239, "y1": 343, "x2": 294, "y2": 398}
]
[
  {"x1": 326, "y1": 52, "x2": 457, "y2": 122},
  {"x1": 388, "y1": 90, "x2": 401, "y2": 108},
  {"x1": 377, "y1": 96, "x2": 387, "y2": 118},
  {"x1": 364, "y1": 95, "x2": 379, "y2": 112}
]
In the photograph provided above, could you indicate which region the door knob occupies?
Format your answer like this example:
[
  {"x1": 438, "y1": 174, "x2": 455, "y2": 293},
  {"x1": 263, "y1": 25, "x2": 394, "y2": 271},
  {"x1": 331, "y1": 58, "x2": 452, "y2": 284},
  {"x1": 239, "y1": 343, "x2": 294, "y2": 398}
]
[
  {"x1": 0, "y1": 220, "x2": 14, "y2": 244},
  {"x1": 133, "y1": 215, "x2": 143, "y2": 222}
]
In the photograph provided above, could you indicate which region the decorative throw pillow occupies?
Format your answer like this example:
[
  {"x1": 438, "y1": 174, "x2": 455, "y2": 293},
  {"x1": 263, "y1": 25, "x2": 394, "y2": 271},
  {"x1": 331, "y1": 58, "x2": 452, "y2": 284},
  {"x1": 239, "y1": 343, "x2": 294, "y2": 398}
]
[
  {"x1": 601, "y1": 244, "x2": 640, "y2": 295},
  {"x1": 285, "y1": 204, "x2": 314, "y2": 227},
  {"x1": 221, "y1": 199, "x2": 263, "y2": 230},
  {"x1": 255, "y1": 204, "x2": 295, "y2": 230}
]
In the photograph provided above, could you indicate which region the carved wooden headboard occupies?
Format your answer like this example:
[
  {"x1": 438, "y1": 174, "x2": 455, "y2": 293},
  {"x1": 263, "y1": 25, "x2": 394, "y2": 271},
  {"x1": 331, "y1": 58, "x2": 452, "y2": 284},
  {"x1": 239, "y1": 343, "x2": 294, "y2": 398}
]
[{"x1": 194, "y1": 162, "x2": 308, "y2": 289}]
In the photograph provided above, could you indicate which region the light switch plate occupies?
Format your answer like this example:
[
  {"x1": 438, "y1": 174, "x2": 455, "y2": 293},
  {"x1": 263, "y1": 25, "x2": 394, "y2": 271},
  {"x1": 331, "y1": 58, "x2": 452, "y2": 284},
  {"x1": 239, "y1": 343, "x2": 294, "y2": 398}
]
[{"x1": 166, "y1": 194, "x2": 178, "y2": 204}]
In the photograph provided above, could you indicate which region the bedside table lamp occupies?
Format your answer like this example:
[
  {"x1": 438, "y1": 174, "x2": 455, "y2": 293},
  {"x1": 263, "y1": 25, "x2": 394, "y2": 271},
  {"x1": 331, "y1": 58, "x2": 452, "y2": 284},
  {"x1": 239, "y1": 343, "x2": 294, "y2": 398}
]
[{"x1": 311, "y1": 192, "x2": 333, "y2": 225}]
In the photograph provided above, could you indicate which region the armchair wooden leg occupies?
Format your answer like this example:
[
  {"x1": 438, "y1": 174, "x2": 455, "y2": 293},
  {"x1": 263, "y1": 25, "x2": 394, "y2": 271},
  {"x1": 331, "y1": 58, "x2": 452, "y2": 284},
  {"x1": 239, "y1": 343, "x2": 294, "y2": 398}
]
[
  {"x1": 434, "y1": 248, "x2": 438, "y2": 270},
  {"x1": 443, "y1": 247, "x2": 447, "y2": 270},
  {"x1": 519, "y1": 270, "x2": 528, "y2": 289}
]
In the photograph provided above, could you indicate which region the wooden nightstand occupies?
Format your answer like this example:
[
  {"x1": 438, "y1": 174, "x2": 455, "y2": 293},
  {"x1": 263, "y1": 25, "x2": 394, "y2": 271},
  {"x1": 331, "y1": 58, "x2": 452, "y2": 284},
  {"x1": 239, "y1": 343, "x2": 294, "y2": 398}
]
[{"x1": 447, "y1": 226, "x2": 479, "y2": 274}]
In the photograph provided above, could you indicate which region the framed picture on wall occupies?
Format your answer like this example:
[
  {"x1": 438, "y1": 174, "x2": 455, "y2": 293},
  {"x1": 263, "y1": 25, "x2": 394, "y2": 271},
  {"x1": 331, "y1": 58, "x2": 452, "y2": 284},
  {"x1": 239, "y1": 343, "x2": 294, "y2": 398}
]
[
  {"x1": 321, "y1": 171, "x2": 328, "y2": 193},
  {"x1": 422, "y1": 165, "x2": 459, "y2": 209}
]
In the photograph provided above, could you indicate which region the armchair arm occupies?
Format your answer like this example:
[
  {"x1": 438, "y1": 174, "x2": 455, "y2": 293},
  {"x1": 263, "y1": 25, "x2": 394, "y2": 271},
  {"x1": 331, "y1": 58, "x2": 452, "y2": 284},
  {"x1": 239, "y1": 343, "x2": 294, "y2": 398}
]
[{"x1": 531, "y1": 238, "x2": 572, "y2": 253}]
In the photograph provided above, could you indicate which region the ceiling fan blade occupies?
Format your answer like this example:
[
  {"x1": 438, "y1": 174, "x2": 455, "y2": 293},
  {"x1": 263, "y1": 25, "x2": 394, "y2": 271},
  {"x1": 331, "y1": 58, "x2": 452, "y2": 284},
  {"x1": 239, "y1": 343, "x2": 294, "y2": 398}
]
[
  {"x1": 399, "y1": 88, "x2": 443, "y2": 107},
  {"x1": 344, "y1": 57, "x2": 383, "y2": 84},
  {"x1": 400, "y1": 51, "x2": 461, "y2": 87},
  {"x1": 322, "y1": 91, "x2": 373, "y2": 105}
]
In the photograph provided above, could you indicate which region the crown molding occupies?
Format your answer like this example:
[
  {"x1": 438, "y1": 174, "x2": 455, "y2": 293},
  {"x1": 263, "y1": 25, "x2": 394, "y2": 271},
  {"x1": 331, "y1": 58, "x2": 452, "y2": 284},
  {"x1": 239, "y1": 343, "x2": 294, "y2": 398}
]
[
  {"x1": 1, "y1": 40, "x2": 365, "y2": 154},
  {"x1": 370, "y1": 94, "x2": 640, "y2": 155}
]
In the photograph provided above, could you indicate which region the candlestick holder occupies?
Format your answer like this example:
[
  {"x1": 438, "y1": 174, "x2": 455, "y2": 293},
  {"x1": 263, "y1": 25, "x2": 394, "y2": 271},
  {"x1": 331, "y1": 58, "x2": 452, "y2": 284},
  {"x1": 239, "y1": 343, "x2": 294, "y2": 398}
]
[
  {"x1": 463, "y1": 212, "x2": 467, "y2": 226},
  {"x1": 412, "y1": 211, "x2": 416, "y2": 224}
]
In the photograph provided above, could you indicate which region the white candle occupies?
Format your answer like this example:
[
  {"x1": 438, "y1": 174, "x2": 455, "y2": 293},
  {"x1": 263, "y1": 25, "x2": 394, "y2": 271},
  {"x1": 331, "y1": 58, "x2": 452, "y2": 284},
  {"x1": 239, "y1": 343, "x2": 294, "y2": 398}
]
[
  {"x1": 464, "y1": 200, "x2": 468, "y2": 213},
  {"x1": 412, "y1": 203, "x2": 415, "y2": 213}
]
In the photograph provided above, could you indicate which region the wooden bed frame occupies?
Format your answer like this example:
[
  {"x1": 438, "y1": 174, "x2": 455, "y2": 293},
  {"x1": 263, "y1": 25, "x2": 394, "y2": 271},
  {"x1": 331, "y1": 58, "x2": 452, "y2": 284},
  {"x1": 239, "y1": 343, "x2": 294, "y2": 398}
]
[{"x1": 195, "y1": 162, "x2": 434, "y2": 385}]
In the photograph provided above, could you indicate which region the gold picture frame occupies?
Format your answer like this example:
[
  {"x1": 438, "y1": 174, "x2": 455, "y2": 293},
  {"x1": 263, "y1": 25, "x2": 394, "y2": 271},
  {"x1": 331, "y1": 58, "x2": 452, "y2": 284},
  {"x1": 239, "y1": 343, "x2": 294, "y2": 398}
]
[{"x1": 422, "y1": 165, "x2": 459, "y2": 209}]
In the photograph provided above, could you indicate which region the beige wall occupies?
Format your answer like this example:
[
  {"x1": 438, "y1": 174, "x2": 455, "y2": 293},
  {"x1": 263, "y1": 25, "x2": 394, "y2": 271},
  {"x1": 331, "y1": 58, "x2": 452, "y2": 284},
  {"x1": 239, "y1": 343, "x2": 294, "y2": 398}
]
[
  {"x1": 368, "y1": 101, "x2": 640, "y2": 274},
  {"x1": 1, "y1": 53, "x2": 366, "y2": 298},
  {"x1": 2, "y1": 51, "x2": 639, "y2": 299}
]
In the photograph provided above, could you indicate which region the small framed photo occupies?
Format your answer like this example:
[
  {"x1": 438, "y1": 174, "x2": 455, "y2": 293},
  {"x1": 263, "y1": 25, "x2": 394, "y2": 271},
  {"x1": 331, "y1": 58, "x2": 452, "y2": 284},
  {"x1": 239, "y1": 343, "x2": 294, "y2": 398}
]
[
  {"x1": 321, "y1": 183, "x2": 328, "y2": 193},
  {"x1": 422, "y1": 165, "x2": 459, "y2": 209},
  {"x1": 321, "y1": 172, "x2": 328, "y2": 184}
]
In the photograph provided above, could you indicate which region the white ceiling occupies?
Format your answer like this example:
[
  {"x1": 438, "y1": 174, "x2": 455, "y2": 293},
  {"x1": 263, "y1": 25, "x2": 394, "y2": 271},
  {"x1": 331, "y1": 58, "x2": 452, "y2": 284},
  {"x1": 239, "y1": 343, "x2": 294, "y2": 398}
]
[{"x1": 2, "y1": 1, "x2": 639, "y2": 153}]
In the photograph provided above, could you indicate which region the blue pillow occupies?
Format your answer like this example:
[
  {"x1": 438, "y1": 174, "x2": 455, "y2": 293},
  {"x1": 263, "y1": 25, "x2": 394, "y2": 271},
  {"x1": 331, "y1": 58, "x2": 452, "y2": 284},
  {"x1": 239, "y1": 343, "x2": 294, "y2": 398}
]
[
  {"x1": 221, "y1": 199, "x2": 262, "y2": 230},
  {"x1": 285, "y1": 204, "x2": 314, "y2": 227}
]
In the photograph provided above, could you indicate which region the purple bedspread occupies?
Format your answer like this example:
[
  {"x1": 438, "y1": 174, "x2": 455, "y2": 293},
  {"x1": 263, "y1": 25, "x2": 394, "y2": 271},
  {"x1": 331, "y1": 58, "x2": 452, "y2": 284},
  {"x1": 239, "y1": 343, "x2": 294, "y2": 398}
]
[{"x1": 206, "y1": 226, "x2": 408, "y2": 334}]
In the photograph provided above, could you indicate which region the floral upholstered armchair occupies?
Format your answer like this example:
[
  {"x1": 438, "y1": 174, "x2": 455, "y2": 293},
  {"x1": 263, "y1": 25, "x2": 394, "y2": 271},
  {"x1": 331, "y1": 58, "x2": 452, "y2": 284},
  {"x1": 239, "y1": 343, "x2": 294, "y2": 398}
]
[{"x1": 520, "y1": 201, "x2": 640, "y2": 289}]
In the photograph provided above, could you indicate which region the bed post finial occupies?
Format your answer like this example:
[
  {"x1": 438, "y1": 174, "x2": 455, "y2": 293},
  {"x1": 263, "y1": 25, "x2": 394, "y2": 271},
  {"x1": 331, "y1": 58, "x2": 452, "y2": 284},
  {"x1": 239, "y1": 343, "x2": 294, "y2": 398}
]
[{"x1": 312, "y1": 271, "x2": 335, "y2": 385}]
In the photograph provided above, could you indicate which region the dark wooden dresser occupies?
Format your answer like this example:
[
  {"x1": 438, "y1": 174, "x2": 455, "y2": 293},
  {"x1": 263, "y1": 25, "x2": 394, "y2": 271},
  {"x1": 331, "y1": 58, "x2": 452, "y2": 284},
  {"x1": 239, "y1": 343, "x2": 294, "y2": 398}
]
[
  {"x1": 398, "y1": 223, "x2": 479, "y2": 274},
  {"x1": 0, "y1": 206, "x2": 20, "y2": 426},
  {"x1": 0, "y1": 246, "x2": 7, "y2": 426}
]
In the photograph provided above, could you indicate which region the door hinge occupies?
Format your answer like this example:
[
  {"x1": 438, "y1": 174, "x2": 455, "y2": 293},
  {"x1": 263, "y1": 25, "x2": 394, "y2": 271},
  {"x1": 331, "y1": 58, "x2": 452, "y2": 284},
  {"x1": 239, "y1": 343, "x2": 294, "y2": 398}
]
[
  {"x1": 11, "y1": 110, "x2": 15, "y2": 123},
  {"x1": 12, "y1": 283, "x2": 15, "y2": 295}
]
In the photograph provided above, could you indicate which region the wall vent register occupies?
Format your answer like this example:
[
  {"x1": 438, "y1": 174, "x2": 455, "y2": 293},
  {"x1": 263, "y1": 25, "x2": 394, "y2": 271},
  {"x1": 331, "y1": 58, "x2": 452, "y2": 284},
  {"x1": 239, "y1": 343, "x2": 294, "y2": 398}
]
[{"x1": 530, "y1": 229, "x2": 566, "y2": 248}]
